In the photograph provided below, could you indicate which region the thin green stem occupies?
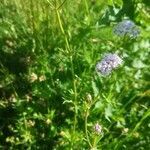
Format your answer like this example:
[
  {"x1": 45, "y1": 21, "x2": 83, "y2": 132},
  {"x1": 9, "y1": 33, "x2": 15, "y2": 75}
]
[
  {"x1": 84, "y1": 0, "x2": 90, "y2": 25},
  {"x1": 72, "y1": 67, "x2": 77, "y2": 134},
  {"x1": 114, "y1": 108, "x2": 150, "y2": 149},
  {"x1": 55, "y1": 3, "x2": 77, "y2": 147},
  {"x1": 85, "y1": 108, "x2": 92, "y2": 148},
  {"x1": 84, "y1": 0, "x2": 89, "y2": 15},
  {"x1": 57, "y1": 0, "x2": 67, "y2": 10},
  {"x1": 92, "y1": 136, "x2": 97, "y2": 149},
  {"x1": 131, "y1": 108, "x2": 150, "y2": 133},
  {"x1": 56, "y1": 8, "x2": 70, "y2": 53}
]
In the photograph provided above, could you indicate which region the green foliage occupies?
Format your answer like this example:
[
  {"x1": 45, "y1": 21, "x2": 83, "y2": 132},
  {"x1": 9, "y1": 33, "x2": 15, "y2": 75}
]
[{"x1": 0, "y1": 0, "x2": 150, "y2": 149}]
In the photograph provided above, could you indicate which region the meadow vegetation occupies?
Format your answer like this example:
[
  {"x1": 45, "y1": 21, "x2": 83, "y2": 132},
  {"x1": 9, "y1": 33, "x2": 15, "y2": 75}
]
[{"x1": 0, "y1": 0, "x2": 150, "y2": 149}]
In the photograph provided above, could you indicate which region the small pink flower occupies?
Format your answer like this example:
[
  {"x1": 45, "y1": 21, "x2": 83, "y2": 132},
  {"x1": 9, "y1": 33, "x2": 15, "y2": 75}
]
[{"x1": 94, "y1": 123, "x2": 102, "y2": 134}]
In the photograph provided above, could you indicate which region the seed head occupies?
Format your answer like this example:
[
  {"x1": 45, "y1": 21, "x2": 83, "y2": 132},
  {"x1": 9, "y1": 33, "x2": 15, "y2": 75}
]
[
  {"x1": 96, "y1": 53, "x2": 123, "y2": 76},
  {"x1": 29, "y1": 73, "x2": 38, "y2": 83},
  {"x1": 113, "y1": 20, "x2": 140, "y2": 38}
]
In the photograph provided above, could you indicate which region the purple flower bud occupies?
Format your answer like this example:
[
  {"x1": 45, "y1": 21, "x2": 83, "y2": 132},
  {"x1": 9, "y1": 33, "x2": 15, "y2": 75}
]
[
  {"x1": 94, "y1": 123, "x2": 102, "y2": 134},
  {"x1": 113, "y1": 20, "x2": 140, "y2": 38},
  {"x1": 96, "y1": 53, "x2": 123, "y2": 76}
]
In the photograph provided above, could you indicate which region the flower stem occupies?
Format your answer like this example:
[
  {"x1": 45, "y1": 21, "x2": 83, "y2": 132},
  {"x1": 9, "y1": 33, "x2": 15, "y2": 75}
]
[
  {"x1": 85, "y1": 109, "x2": 92, "y2": 148},
  {"x1": 55, "y1": 3, "x2": 78, "y2": 147}
]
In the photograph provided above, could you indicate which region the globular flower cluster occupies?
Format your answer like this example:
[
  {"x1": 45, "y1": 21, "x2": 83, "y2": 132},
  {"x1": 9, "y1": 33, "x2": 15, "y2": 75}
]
[
  {"x1": 113, "y1": 20, "x2": 140, "y2": 38},
  {"x1": 96, "y1": 53, "x2": 123, "y2": 76},
  {"x1": 94, "y1": 123, "x2": 102, "y2": 134}
]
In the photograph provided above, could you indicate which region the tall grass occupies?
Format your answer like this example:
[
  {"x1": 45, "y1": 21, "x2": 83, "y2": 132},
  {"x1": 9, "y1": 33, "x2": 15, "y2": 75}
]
[{"x1": 0, "y1": 0, "x2": 150, "y2": 149}]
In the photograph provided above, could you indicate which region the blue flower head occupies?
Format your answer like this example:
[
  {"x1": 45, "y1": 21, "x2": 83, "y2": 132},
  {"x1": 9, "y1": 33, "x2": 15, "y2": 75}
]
[
  {"x1": 113, "y1": 20, "x2": 140, "y2": 38},
  {"x1": 96, "y1": 53, "x2": 123, "y2": 76}
]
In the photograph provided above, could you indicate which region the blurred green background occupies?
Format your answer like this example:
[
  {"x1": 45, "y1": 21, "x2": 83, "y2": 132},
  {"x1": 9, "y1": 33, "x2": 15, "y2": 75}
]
[{"x1": 0, "y1": 0, "x2": 150, "y2": 149}]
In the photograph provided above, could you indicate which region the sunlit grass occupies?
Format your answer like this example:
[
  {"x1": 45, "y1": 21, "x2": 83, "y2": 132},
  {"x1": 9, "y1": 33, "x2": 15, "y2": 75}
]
[{"x1": 0, "y1": 0, "x2": 150, "y2": 149}]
